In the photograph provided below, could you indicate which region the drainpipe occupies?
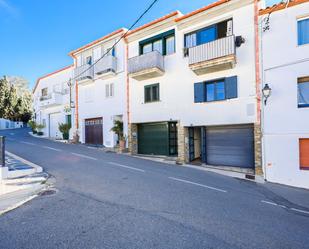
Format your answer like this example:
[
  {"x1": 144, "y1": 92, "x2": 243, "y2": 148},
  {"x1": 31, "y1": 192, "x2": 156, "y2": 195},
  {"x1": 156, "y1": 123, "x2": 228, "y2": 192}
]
[
  {"x1": 124, "y1": 37, "x2": 130, "y2": 148},
  {"x1": 70, "y1": 54, "x2": 79, "y2": 140},
  {"x1": 254, "y1": 0, "x2": 261, "y2": 125}
]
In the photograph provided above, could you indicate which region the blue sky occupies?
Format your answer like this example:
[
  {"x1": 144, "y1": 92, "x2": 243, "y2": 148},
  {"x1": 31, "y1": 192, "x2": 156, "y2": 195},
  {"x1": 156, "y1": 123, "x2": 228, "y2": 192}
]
[{"x1": 0, "y1": 0, "x2": 278, "y2": 89}]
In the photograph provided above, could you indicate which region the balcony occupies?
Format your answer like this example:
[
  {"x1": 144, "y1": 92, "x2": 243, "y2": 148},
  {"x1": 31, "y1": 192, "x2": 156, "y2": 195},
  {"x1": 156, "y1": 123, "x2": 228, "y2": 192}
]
[
  {"x1": 128, "y1": 51, "x2": 164, "y2": 81},
  {"x1": 39, "y1": 92, "x2": 63, "y2": 108},
  {"x1": 188, "y1": 35, "x2": 236, "y2": 75},
  {"x1": 74, "y1": 64, "x2": 94, "y2": 82},
  {"x1": 94, "y1": 55, "x2": 117, "y2": 79}
]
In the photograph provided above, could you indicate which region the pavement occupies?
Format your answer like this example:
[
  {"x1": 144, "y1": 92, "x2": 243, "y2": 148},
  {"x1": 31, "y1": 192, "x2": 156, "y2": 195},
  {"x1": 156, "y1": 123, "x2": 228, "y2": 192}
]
[{"x1": 0, "y1": 128, "x2": 308, "y2": 249}]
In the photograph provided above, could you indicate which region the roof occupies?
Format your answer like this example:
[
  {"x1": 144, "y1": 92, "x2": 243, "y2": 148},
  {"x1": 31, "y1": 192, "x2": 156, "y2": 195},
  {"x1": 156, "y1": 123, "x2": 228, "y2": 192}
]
[
  {"x1": 126, "y1": 11, "x2": 181, "y2": 37},
  {"x1": 33, "y1": 65, "x2": 73, "y2": 94},
  {"x1": 259, "y1": 0, "x2": 309, "y2": 15},
  {"x1": 175, "y1": 0, "x2": 231, "y2": 22},
  {"x1": 69, "y1": 28, "x2": 126, "y2": 56}
]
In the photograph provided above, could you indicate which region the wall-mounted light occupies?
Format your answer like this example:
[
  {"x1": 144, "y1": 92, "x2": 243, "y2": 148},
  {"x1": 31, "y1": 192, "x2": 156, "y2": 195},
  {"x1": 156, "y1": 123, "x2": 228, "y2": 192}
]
[{"x1": 262, "y1": 84, "x2": 272, "y2": 105}]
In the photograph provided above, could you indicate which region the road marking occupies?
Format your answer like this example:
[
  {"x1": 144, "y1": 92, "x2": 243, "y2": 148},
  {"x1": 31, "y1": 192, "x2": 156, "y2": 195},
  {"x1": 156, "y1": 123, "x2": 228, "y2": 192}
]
[
  {"x1": 168, "y1": 177, "x2": 227, "y2": 193},
  {"x1": 43, "y1": 146, "x2": 62, "y2": 152},
  {"x1": 291, "y1": 208, "x2": 309, "y2": 215},
  {"x1": 108, "y1": 162, "x2": 145, "y2": 172},
  {"x1": 9, "y1": 133, "x2": 15, "y2": 135},
  {"x1": 20, "y1": 141, "x2": 35, "y2": 145},
  {"x1": 71, "y1": 152, "x2": 97, "y2": 161},
  {"x1": 261, "y1": 200, "x2": 279, "y2": 206}
]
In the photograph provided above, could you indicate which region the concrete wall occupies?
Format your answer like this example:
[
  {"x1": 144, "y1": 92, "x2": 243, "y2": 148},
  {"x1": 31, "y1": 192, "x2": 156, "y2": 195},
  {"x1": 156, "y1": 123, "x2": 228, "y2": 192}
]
[
  {"x1": 128, "y1": 1, "x2": 257, "y2": 128},
  {"x1": 261, "y1": 3, "x2": 309, "y2": 189},
  {"x1": 0, "y1": 119, "x2": 23, "y2": 130}
]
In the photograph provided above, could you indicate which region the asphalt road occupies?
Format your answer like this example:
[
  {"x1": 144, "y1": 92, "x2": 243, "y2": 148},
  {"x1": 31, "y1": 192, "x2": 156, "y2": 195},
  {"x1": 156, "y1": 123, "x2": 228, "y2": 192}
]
[{"x1": 0, "y1": 128, "x2": 309, "y2": 249}]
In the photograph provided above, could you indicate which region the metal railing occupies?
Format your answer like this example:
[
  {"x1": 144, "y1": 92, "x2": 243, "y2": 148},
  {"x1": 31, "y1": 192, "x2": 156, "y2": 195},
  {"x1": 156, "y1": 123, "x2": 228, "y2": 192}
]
[
  {"x1": 94, "y1": 55, "x2": 117, "y2": 75},
  {"x1": 74, "y1": 64, "x2": 94, "y2": 81},
  {"x1": 128, "y1": 50, "x2": 164, "y2": 74},
  {"x1": 188, "y1": 35, "x2": 235, "y2": 65}
]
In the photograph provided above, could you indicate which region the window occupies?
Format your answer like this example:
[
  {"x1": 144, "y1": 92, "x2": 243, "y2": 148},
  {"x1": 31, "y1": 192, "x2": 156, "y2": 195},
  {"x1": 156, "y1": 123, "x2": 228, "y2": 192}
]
[
  {"x1": 105, "y1": 83, "x2": 114, "y2": 98},
  {"x1": 185, "y1": 19, "x2": 232, "y2": 48},
  {"x1": 298, "y1": 77, "x2": 309, "y2": 108},
  {"x1": 298, "y1": 18, "x2": 309, "y2": 45},
  {"x1": 86, "y1": 56, "x2": 92, "y2": 65},
  {"x1": 144, "y1": 84, "x2": 160, "y2": 103},
  {"x1": 41, "y1": 88, "x2": 48, "y2": 96},
  {"x1": 299, "y1": 139, "x2": 309, "y2": 170},
  {"x1": 194, "y1": 76, "x2": 237, "y2": 103},
  {"x1": 139, "y1": 29, "x2": 175, "y2": 55}
]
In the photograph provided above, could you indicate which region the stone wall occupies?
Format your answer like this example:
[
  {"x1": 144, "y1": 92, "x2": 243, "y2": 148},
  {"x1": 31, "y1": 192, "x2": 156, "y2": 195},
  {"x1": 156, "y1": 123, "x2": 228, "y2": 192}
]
[
  {"x1": 177, "y1": 124, "x2": 189, "y2": 164},
  {"x1": 128, "y1": 123, "x2": 138, "y2": 154},
  {"x1": 254, "y1": 123, "x2": 263, "y2": 175}
]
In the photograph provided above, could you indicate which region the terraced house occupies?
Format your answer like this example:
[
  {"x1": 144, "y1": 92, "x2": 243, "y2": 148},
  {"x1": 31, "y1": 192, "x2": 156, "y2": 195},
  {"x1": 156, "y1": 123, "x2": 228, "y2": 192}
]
[
  {"x1": 69, "y1": 29, "x2": 128, "y2": 147},
  {"x1": 127, "y1": 0, "x2": 264, "y2": 176},
  {"x1": 33, "y1": 65, "x2": 74, "y2": 139}
]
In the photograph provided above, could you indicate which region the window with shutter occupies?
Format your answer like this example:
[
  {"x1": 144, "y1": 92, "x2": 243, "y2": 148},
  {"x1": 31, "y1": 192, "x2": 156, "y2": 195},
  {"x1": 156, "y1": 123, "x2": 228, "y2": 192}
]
[{"x1": 194, "y1": 83, "x2": 205, "y2": 103}]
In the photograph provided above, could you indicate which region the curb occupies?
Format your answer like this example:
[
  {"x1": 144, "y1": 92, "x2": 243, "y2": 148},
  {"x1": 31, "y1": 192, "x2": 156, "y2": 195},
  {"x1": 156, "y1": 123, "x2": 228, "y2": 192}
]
[{"x1": 5, "y1": 151, "x2": 43, "y2": 174}]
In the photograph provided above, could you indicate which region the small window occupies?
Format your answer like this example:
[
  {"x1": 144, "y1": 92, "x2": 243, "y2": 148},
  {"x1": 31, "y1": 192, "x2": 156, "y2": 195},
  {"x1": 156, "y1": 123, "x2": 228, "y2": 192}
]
[
  {"x1": 298, "y1": 18, "x2": 309, "y2": 45},
  {"x1": 86, "y1": 56, "x2": 92, "y2": 65},
  {"x1": 166, "y1": 36, "x2": 175, "y2": 55},
  {"x1": 299, "y1": 139, "x2": 309, "y2": 170},
  {"x1": 298, "y1": 77, "x2": 309, "y2": 108},
  {"x1": 41, "y1": 88, "x2": 48, "y2": 96},
  {"x1": 144, "y1": 84, "x2": 159, "y2": 103},
  {"x1": 105, "y1": 83, "x2": 114, "y2": 98}
]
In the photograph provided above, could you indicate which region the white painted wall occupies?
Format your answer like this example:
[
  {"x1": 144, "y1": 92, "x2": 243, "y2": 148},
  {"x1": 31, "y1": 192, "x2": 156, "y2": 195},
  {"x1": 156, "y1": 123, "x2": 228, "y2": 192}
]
[
  {"x1": 76, "y1": 37, "x2": 128, "y2": 147},
  {"x1": 128, "y1": 1, "x2": 257, "y2": 127},
  {"x1": 261, "y1": 3, "x2": 309, "y2": 189},
  {"x1": 0, "y1": 119, "x2": 23, "y2": 130},
  {"x1": 33, "y1": 66, "x2": 74, "y2": 139}
]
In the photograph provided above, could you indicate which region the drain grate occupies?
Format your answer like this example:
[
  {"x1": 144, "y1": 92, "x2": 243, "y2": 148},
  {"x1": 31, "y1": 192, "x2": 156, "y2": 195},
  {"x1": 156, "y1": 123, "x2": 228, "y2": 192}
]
[{"x1": 39, "y1": 189, "x2": 57, "y2": 196}]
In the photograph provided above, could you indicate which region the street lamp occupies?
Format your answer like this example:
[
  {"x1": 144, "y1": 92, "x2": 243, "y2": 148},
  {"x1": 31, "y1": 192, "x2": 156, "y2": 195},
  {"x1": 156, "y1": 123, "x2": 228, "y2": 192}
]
[{"x1": 262, "y1": 84, "x2": 272, "y2": 105}]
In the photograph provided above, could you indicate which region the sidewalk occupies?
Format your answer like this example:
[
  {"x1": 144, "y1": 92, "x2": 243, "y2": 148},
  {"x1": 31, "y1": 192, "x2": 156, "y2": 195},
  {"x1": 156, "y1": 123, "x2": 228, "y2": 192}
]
[{"x1": 0, "y1": 152, "x2": 48, "y2": 215}]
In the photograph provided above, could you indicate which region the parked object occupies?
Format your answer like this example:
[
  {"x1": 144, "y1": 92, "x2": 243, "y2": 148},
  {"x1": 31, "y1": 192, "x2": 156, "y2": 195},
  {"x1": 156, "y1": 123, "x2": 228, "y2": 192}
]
[
  {"x1": 0, "y1": 118, "x2": 24, "y2": 130},
  {"x1": 58, "y1": 123, "x2": 71, "y2": 140},
  {"x1": 36, "y1": 124, "x2": 45, "y2": 136}
]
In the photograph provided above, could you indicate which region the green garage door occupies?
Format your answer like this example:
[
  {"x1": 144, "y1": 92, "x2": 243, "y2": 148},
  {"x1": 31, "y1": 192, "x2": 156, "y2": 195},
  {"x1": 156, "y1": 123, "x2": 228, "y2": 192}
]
[{"x1": 138, "y1": 122, "x2": 169, "y2": 156}]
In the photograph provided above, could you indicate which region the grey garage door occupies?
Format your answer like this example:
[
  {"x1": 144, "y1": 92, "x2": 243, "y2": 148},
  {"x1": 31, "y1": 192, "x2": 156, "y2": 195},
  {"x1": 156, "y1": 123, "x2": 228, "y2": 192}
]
[{"x1": 206, "y1": 125, "x2": 254, "y2": 168}]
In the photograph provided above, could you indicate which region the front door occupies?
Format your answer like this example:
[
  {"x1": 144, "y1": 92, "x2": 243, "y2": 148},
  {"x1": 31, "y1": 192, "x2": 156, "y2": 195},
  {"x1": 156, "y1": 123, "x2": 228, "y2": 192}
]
[{"x1": 85, "y1": 118, "x2": 103, "y2": 145}]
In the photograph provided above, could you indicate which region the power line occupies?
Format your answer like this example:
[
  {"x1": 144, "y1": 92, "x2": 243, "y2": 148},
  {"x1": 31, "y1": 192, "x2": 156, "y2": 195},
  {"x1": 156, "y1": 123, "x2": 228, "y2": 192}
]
[{"x1": 71, "y1": 0, "x2": 159, "y2": 82}]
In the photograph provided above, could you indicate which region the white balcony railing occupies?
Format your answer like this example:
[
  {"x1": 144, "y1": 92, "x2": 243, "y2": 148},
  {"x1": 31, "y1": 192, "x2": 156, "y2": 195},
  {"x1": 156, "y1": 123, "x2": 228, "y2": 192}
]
[
  {"x1": 39, "y1": 92, "x2": 63, "y2": 108},
  {"x1": 128, "y1": 51, "x2": 164, "y2": 80},
  {"x1": 188, "y1": 35, "x2": 235, "y2": 65},
  {"x1": 74, "y1": 64, "x2": 94, "y2": 81},
  {"x1": 94, "y1": 55, "x2": 117, "y2": 76}
]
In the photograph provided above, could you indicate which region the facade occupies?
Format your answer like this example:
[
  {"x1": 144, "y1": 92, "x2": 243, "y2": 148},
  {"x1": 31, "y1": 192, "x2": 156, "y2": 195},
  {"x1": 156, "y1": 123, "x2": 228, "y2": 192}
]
[
  {"x1": 70, "y1": 29, "x2": 128, "y2": 147},
  {"x1": 260, "y1": 0, "x2": 309, "y2": 189},
  {"x1": 33, "y1": 65, "x2": 74, "y2": 139},
  {"x1": 127, "y1": 0, "x2": 264, "y2": 175}
]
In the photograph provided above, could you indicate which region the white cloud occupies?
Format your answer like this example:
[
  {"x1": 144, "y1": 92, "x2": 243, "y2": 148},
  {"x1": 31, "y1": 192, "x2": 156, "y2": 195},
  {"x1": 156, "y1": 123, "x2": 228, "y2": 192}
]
[{"x1": 0, "y1": 0, "x2": 19, "y2": 17}]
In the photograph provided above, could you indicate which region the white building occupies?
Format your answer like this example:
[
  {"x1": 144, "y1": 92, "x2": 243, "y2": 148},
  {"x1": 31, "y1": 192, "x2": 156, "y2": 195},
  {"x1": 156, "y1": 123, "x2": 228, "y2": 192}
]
[
  {"x1": 69, "y1": 28, "x2": 128, "y2": 147},
  {"x1": 260, "y1": 0, "x2": 309, "y2": 189},
  {"x1": 127, "y1": 0, "x2": 265, "y2": 175},
  {"x1": 33, "y1": 65, "x2": 74, "y2": 139}
]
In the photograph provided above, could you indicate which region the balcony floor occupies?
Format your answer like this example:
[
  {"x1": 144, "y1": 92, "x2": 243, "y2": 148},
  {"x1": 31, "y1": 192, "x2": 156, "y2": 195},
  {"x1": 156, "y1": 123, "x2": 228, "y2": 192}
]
[{"x1": 129, "y1": 67, "x2": 165, "y2": 81}]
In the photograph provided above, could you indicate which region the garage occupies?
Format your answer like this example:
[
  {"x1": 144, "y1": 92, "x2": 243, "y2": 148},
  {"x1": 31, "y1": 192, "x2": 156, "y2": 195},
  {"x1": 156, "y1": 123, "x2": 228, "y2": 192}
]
[
  {"x1": 49, "y1": 112, "x2": 62, "y2": 139},
  {"x1": 138, "y1": 122, "x2": 177, "y2": 156},
  {"x1": 85, "y1": 118, "x2": 103, "y2": 145},
  {"x1": 205, "y1": 125, "x2": 254, "y2": 168}
]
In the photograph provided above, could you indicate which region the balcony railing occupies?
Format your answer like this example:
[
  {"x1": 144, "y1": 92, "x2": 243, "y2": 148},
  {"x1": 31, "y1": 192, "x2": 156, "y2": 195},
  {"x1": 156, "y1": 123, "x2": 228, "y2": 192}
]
[
  {"x1": 94, "y1": 55, "x2": 117, "y2": 77},
  {"x1": 128, "y1": 51, "x2": 164, "y2": 81},
  {"x1": 188, "y1": 35, "x2": 236, "y2": 75},
  {"x1": 39, "y1": 92, "x2": 63, "y2": 108},
  {"x1": 74, "y1": 64, "x2": 94, "y2": 82}
]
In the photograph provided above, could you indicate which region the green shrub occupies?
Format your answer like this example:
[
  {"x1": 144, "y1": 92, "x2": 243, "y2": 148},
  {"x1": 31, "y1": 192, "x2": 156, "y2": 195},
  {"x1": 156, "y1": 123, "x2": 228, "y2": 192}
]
[{"x1": 58, "y1": 123, "x2": 71, "y2": 140}]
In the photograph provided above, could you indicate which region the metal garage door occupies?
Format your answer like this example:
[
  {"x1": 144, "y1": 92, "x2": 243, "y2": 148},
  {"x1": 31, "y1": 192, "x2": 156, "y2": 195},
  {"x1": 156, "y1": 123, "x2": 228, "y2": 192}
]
[
  {"x1": 49, "y1": 113, "x2": 62, "y2": 139},
  {"x1": 85, "y1": 118, "x2": 103, "y2": 145},
  {"x1": 138, "y1": 122, "x2": 169, "y2": 156},
  {"x1": 206, "y1": 125, "x2": 254, "y2": 168}
]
